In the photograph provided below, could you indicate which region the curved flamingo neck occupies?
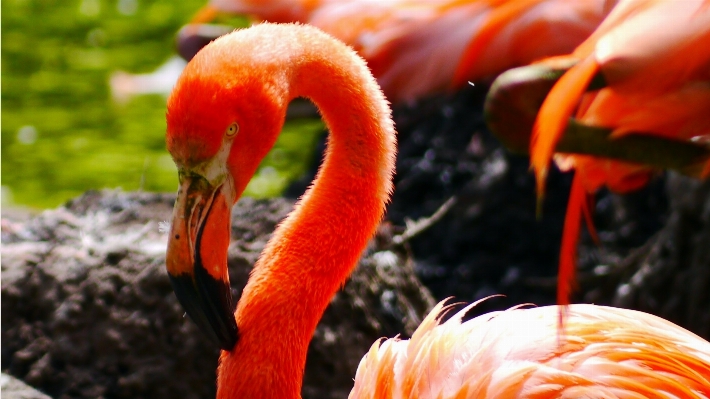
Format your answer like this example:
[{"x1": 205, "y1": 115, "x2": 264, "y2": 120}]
[{"x1": 217, "y1": 26, "x2": 396, "y2": 399}]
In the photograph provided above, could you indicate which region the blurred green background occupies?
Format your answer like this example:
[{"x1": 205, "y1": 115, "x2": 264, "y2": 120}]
[{"x1": 2, "y1": 0, "x2": 323, "y2": 209}]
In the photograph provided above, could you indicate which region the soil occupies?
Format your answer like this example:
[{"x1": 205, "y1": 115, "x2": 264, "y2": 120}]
[
  {"x1": 2, "y1": 191, "x2": 433, "y2": 399},
  {"x1": 3, "y1": 85, "x2": 709, "y2": 399}
]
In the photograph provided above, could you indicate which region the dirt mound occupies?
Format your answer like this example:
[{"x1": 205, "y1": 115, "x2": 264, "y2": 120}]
[{"x1": 2, "y1": 191, "x2": 434, "y2": 399}]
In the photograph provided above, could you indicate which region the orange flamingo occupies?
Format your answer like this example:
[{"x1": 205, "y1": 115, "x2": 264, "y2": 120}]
[
  {"x1": 164, "y1": 23, "x2": 710, "y2": 398},
  {"x1": 180, "y1": 0, "x2": 613, "y2": 103},
  {"x1": 522, "y1": 0, "x2": 710, "y2": 308}
]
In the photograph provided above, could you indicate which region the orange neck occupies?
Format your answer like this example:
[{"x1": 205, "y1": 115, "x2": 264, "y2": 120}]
[{"x1": 216, "y1": 30, "x2": 396, "y2": 398}]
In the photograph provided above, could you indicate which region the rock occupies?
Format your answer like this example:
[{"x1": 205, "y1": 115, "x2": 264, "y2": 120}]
[
  {"x1": 1, "y1": 373, "x2": 52, "y2": 399},
  {"x1": 2, "y1": 190, "x2": 434, "y2": 399}
]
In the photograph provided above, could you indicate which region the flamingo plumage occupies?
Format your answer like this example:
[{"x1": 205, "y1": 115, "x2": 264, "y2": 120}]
[
  {"x1": 352, "y1": 300, "x2": 710, "y2": 398},
  {"x1": 180, "y1": 0, "x2": 614, "y2": 103},
  {"x1": 524, "y1": 0, "x2": 710, "y2": 308},
  {"x1": 164, "y1": 23, "x2": 710, "y2": 398}
]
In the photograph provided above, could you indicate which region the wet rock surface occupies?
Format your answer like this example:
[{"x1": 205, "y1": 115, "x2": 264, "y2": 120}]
[{"x1": 2, "y1": 191, "x2": 434, "y2": 399}]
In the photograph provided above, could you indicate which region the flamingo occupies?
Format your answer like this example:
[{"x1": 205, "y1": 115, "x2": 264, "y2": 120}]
[
  {"x1": 512, "y1": 0, "x2": 710, "y2": 308},
  {"x1": 164, "y1": 23, "x2": 710, "y2": 398},
  {"x1": 178, "y1": 0, "x2": 614, "y2": 103}
]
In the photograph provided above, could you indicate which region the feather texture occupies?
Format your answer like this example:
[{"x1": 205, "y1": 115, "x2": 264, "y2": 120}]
[
  {"x1": 351, "y1": 300, "x2": 710, "y2": 399},
  {"x1": 188, "y1": 0, "x2": 611, "y2": 102}
]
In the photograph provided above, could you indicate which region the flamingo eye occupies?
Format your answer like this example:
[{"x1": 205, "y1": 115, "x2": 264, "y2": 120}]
[{"x1": 225, "y1": 123, "x2": 239, "y2": 137}]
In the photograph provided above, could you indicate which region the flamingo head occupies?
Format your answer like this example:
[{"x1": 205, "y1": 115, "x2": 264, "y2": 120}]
[{"x1": 163, "y1": 32, "x2": 290, "y2": 350}]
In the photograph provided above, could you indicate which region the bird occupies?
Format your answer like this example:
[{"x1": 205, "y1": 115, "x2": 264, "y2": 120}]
[
  {"x1": 178, "y1": 0, "x2": 614, "y2": 103},
  {"x1": 165, "y1": 22, "x2": 396, "y2": 396},
  {"x1": 525, "y1": 0, "x2": 710, "y2": 307},
  {"x1": 164, "y1": 23, "x2": 710, "y2": 398}
]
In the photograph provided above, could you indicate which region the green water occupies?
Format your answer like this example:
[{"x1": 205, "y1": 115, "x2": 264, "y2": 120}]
[{"x1": 2, "y1": 0, "x2": 323, "y2": 209}]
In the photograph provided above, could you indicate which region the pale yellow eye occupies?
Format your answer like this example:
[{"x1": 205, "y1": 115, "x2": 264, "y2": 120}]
[{"x1": 226, "y1": 123, "x2": 239, "y2": 137}]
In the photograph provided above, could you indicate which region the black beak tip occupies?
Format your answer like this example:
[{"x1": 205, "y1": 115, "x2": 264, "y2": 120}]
[{"x1": 169, "y1": 272, "x2": 239, "y2": 351}]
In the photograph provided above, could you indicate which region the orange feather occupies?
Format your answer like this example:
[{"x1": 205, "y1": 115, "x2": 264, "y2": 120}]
[
  {"x1": 532, "y1": 55, "x2": 600, "y2": 200},
  {"x1": 556, "y1": 173, "x2": 584, "y2": 313},
  {"x1": 452, "y1": 0, "x2": 613, "y2": 87}
]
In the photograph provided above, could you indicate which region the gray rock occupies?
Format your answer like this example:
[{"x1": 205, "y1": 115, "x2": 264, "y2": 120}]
[{"x1": 1, "y1": 373, "x2": 52, "y2": 399}]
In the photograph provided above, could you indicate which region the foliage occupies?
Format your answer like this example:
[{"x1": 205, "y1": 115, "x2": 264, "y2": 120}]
[{"x1": 1, "y1": 0, "x2": 323, "y2": 208}]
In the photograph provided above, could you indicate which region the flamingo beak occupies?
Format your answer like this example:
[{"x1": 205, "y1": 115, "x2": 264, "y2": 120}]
[{"x1": 166, "y1": 169, "x2": 238, "y2": 350}]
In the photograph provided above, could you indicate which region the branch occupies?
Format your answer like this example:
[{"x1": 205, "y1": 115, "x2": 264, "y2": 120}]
[{"x1": 485, "y1": 64, "x2": 710, "y2": 178}]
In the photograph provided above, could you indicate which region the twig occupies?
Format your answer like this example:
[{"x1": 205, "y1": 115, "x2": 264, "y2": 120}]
[{"x1": 391, "y1": 196, "x2": 457, "y2": 246}]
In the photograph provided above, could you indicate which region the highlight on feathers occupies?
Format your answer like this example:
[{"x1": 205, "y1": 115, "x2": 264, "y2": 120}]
[{"x1": 351, "y1": 298, "x2": 710, "y2": 399}]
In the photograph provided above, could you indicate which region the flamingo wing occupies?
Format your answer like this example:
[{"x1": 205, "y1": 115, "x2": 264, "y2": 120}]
[{"x1": 351, "y1": 300, "x2": 710, "y2": 399}]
